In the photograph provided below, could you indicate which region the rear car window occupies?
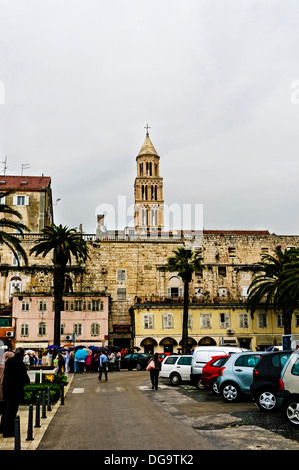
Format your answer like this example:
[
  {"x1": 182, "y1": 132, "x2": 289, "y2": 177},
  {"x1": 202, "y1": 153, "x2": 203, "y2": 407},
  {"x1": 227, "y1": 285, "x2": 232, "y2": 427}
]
[
  {"x1": 178, "y1": 357, "x2": 192, "y2": 365},
  {"x1": 212, "y1": 357, "x2": 229, "y2": 367},
  {"x1": 164, "y1": 356, "x2": 178, "y2": 365}
]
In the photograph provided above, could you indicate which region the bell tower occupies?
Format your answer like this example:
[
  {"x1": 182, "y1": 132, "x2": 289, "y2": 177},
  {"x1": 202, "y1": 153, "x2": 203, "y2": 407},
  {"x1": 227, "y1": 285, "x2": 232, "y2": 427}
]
[{"x1": 134, "y1": 126, "x2": 164, "y2": 235}]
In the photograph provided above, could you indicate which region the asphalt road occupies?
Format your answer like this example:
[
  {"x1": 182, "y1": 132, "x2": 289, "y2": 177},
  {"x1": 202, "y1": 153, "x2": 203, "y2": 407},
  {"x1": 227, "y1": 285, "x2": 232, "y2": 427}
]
[{"x1": 37, "y1": 371, "x2": 217, "y2": 451}]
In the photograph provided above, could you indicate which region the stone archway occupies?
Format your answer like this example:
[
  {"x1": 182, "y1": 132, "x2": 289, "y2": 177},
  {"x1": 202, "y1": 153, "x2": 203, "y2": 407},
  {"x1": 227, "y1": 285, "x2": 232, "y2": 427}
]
[
  {"x1": 140, "y1": 337, "x2": 158, "y2": 354},
  {"x1": 198, "y1": 336, "x2": 216, "y2": 346},
  {"x1": 159, "y1": 337, "x2": 178, "y2": 353}
]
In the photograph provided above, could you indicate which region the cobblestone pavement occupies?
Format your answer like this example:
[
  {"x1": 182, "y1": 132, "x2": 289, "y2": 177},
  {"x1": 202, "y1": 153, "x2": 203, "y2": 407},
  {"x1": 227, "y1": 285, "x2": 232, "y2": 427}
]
[{"x1": 160, "y1": 380, "x2": 299, "y2": 445}]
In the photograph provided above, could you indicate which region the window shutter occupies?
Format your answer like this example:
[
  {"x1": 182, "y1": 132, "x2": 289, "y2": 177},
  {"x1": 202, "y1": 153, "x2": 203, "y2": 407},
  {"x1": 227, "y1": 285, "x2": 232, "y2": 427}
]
[
  {"x1": 13, "y1": 195, "x2": 17, "y2": 205},
  {"x1": 166, "y1": 287, "x2": 171, "y2": 297},
  {"x1": 179, "y1": 287, "x2": 183, "y2": 297},
  {"x1": 25, "y1": 195, "x2": 29, "y2": 205}
]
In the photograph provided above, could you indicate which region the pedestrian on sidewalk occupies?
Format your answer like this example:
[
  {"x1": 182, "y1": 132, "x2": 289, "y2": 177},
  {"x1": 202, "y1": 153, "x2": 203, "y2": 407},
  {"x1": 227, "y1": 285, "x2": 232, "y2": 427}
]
[
  {"x1": 0, "y1": 351, "x2": 15, "y2": 434},
  {"x1": 1, "y1": 348, "x2": 30, "y2": 437},
  {"x1": 98, "y1": 352, "x2": 108, "y2": 381},
  {"x1": 147, "y1": 353, "x2": 161, "y2": 390}
]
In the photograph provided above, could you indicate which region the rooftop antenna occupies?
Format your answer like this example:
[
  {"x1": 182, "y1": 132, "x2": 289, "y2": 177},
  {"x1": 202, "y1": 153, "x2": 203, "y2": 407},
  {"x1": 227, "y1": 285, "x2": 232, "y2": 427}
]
[
  {"x1": 1, "y1": 156, "x2": 8, "y2": 175},
  {"x1": 21, "y1": 163, "x2": 30, "y2": 176}
]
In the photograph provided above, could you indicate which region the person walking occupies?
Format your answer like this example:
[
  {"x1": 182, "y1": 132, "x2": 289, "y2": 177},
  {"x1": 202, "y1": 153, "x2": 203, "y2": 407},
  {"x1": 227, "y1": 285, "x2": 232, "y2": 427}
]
[
  {"x1": 148, "y1": 353, "x2": 161, "y2": 390},
  {"x1": 1, "y1": 348, "x2": 30, "y2": 437},
  {"x1": 0, "y1": 351, "x2": 15, "y2": 434},
  {"x1": 98, "y1": 352, "x2": 108, "y2": 381}
]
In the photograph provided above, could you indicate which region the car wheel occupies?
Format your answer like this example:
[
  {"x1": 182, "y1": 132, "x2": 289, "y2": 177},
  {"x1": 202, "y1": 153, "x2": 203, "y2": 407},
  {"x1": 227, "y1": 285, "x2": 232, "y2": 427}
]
[
  {"x1": 211, "y1": 379, "x2": 220, "y2": 395},
  {"x1": 196, "y1": 379, "x2": 205, "y2": 390},
  {"x1": 256, "y1": 389, "x2": 277, "y2": 412},
  {"x1": 170, "y1": 373, "x2": 181, "y2": 386},
  {"x1": 283, "y1": 398, "x2": 299, "y2": 428},
  {"x1": 221, "y1": 382, "x2": 240, "y2": 402}
]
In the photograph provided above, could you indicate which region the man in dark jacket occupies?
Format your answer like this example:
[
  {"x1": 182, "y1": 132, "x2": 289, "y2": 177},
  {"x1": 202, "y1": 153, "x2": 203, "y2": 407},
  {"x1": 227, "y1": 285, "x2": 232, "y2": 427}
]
[{"x1": 2, "y1": 347, "x2": 30, "y2": 437}]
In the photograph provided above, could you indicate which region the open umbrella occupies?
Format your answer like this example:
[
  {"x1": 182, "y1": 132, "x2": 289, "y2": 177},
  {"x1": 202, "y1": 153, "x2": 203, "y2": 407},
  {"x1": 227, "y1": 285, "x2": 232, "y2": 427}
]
[
  {"x1": 75, "y1": 349, "x2": 87, "y2": 361},
  {"x1": 46, "y1": 345, "x2": 59, "y2": 350},
  {"x1": 25, "y1": 349, "x2": 35, "y2": 354},
  {"x1": 85, "y1": 348, "x2": 92, "y2": 355}
]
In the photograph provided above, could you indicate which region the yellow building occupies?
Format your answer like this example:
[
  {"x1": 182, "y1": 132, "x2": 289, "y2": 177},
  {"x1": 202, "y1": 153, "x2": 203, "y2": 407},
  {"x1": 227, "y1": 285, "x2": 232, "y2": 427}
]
[{"x1": 134, "y1": 302, "x2": 299, "y2": 353}]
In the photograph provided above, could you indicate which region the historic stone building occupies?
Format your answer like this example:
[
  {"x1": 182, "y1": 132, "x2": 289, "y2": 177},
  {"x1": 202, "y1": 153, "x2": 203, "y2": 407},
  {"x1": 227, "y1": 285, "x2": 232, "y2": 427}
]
[{"x1": 0, "y1": 131, "x2": 299, "y2": 354}]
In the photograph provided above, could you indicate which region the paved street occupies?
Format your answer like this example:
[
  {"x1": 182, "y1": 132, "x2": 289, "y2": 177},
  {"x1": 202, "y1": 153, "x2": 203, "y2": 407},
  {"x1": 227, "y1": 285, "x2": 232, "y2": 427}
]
[{"x1": 37, "y1": 370, "x2": 299, "y2": 451}]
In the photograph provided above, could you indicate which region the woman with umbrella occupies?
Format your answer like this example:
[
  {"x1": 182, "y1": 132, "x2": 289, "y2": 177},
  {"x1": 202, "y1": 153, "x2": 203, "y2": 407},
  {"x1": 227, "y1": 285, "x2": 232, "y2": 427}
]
[{"x1": 75, "y1": 348, "x2": 87, "y2": 373}]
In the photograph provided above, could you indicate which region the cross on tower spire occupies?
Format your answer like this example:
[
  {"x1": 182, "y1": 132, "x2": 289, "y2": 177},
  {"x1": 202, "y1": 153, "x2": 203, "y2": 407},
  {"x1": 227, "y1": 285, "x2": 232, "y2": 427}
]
[{"x1": 144, "y1": 124, "x2": 151, "y2": 135}]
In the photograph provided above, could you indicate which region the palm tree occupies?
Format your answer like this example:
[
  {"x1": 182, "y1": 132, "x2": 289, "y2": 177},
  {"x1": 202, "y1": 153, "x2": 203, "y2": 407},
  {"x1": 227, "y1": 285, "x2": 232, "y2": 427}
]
[
  {"x1": 166, "y1": 247, "x2": 205, "y2": 354},
  {"x1": 30, "y1": 224, "x2": 89, "y2": 347},
  {"x1": 0, "y1": 190, "x2": 29, "y2": 265},
  {"x1": 247, "y1": 245, "x2": 299, "y2": 334}
]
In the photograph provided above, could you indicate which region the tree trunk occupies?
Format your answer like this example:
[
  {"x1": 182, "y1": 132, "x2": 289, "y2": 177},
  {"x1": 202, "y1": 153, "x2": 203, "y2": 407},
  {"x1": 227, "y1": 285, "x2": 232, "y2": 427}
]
[
  {"x1": 182, "y1": 280, "x2": 189, "y2": 355},
  {"x1": 283, "y1": 311, "x2": 292, "y2": 335},
  {"x1": 53, "y1": 266, "x2": 65, "y2": 347}
]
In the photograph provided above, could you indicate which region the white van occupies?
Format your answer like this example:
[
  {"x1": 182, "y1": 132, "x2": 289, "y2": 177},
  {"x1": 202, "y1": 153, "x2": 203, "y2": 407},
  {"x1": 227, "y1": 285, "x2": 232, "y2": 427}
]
[{"x1": 191, "y1": 346, "x2": 249, "y2": 388}]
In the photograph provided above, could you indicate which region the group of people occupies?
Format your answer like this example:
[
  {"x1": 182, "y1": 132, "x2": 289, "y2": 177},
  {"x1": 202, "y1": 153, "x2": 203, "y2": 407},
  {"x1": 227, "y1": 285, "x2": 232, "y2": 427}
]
[{"x1": 0, "y1": 348, "x2": 30, "y2": 438}]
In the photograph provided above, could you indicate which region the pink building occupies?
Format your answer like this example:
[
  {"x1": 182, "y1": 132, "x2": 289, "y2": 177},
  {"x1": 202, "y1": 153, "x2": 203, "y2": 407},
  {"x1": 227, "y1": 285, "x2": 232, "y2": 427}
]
[{"x1": 12, "y1": 294, "x2": 109, "y2": 350}]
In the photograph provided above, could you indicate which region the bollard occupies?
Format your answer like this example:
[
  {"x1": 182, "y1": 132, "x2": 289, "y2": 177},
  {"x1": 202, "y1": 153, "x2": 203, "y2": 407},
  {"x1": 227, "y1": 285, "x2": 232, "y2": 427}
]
[
  {"x1": 35, "y1": 396, "x2": 41, "y2": 428},
  {"x1": 60, "y1": 384, "x2": 65, "y2": 405},
  {"x1": 26, "y1": 404, "x2": 34, "y2": 441},
  {"x1": 47, "y1": 387, "x2": 52, "y2": 411},
  {"x1": 14, "y1": 415, "x2": 21, "y2": 450},
  {"x1": 42, "y1": 391, "x2": 47, "y2": 418}
]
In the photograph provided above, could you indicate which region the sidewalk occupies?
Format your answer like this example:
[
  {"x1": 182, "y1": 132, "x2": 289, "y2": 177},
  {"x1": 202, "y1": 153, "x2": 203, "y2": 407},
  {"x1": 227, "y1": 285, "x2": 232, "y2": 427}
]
[{"x1": 0, "y1": 374, "x2": 74, "y2": 451}]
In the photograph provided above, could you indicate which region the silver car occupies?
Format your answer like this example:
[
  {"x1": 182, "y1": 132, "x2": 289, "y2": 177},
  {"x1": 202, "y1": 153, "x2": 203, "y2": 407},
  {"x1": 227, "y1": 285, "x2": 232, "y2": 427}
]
[{"x1": 217, "y1": 351, "x2": 265, "y2": 402}]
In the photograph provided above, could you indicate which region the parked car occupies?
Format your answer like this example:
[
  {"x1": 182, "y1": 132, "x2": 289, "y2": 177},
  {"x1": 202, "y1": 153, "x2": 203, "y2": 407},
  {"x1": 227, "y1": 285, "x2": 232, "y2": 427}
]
[
  {"x1": 250, "y1": 350, "x2": 293, "y2": 412},
  {"x1": 158, "y1": 352, "x2": 171, "y2": 362},
  {"x1": 277, "y1": 350, "x2": 299, "y2": 427},
  {"x1": 217, "y1": 351, "x2": 265, "y2": 402},
  {"x1": 160, "y1": 355, "x2": 192, "y2": 385},
  {"x1": 121, "y1": 353, "x2": 152, "y2": 371},
  {"x1": 199, "y1": 355, "x2": 231, "y2": 394},
  {"x1": 191, "y1": 346, "x2": 248, "y2": 388}
]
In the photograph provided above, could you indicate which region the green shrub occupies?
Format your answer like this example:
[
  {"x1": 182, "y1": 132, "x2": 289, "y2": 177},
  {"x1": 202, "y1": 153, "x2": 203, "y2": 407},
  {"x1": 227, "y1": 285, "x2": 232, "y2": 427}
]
[{"x1": 23, "y1": 384, "x2": 61, "y2": 405}]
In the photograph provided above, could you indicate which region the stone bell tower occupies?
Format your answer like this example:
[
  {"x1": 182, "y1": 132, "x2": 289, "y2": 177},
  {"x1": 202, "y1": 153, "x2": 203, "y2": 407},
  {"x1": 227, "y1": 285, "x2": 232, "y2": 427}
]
[{"x1": 134, "y1": 126, "x2": 164, "y2": 235}]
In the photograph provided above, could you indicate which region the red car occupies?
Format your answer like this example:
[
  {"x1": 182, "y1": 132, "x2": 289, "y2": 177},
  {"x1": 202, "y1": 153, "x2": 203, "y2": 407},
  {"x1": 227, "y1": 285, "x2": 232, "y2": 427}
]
[
  {"x1": 199, "y1": 355, "x2": 231, "y2": 394},
  {"x1": 158, "y1": 352, "x2": 171, "y2": 362}
]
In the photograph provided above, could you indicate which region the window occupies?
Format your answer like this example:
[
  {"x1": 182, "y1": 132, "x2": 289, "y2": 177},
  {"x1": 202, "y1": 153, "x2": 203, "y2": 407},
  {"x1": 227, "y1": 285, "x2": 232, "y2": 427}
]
[
  {"x1": 241, "y1": 287, "x2": 249, "y2": 298},
  {"x1": 218, "y1": 267, "x2": 226, "y2": 277},
  {"x1": 143, "y1": 314, "x2": 154, "y2": 329},
  {"x1": 91, "y1": 323, "x2": 100, "y2": 336},
  {"x1": 74, "y1": 323, "x2": 82, "y2": 336},
  {"x1": 166, "y1": 287, "x2": 183, "y2": 298},
  {"x1": 295, "y1": 314, "x2": 299, "y2": 328},
  {"x1": 201, "y1": 313, "x2": 211, "y2": 329},
  {"x1": 38, "y1": 322, "x2": 47, "y2": 336},
  {"x1": 21, "y1": 300, "x2": 30, "y2": 312},
  {"x1": 13, "y1": 195, "x2": 29, "y2": 206},
  {"x1": 181, "y1": 312, "x2": 193, "y2": 330},
  {"x1": 64, "y1": 301, "x2": 69, "y2": 311},
  {"x1": 117, "y1": 288, "x2": 126, "y2": 300},
  {"x1": 235, "y1": 354, "x2": 262, "y2": 367},
  {"x1": 219, "y1": 312, "x2": 230, "y2": 328},
  {"x1": 164, "y1": 356, "x2": 178, "y2": 365},
  {"x1": 178, "y1": 357, "x2": 192, "y2": 365},
  {"x1": 162, "y1": 313, "x2": 173, "y2": 329},
  {"x1": 12, "y1": 252, "x2": 22, "y2": 266},
  {"x1": 20, "y1": 323, "x2": 29, "y2": 336},
  {"x1": 276, "y1": 313, "x2": 283, "y2": 329},
  {"x1": 117, "y1": 269, "x2": 126, "y2": 281},
  {"x1": 38, "y1": 300, "x2": 48, "y2": 312},
  {"x1": 75, "y1": 300, "x2": 82, "y2": 311},
  {"x1": 239, "y1": 313, "x2": 249, "y2": 329},
  {"x1": 228, "y1": 247, "x2": 236, "y2": 257},
  {"x1": 218, "y1": 287, "x2": 227, "y2": 298},
  {"x1": 258, "y1": 312, "x2": 267, "y2": 329}
]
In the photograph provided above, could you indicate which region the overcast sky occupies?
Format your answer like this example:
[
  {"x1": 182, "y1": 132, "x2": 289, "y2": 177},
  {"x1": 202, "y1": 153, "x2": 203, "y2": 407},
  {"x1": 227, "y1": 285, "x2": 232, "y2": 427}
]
[{"x1": 0, "y1": 0, "x2": 299, "y2": 235}]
